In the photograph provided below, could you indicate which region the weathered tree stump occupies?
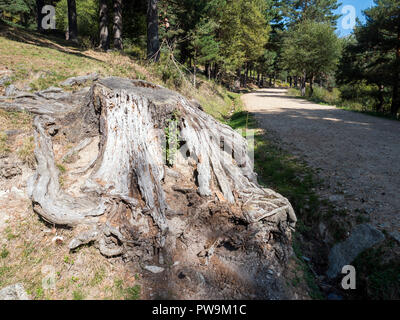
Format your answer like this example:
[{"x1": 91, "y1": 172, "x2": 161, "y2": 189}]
[{"x1": 4, "y1": 77, "x2": 297, "y2": 298}]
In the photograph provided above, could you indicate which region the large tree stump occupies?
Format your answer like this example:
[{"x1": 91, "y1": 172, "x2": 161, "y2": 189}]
[{"x1": 20, "y1": 77, "x2": 297, "y2": 299}]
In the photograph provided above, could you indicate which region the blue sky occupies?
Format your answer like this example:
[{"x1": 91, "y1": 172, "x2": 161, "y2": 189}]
[{"x1": 336, "y1": 0, "x2": 376, "y2": 37}]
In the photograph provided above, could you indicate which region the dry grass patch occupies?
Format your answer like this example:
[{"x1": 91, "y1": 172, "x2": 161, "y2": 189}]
[{"x1": 0, "y1": 207, "x2": 142, "y2": 300}]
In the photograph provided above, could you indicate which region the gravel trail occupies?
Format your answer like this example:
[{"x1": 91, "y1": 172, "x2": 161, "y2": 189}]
[{"x1": 242, "y1": 88, "x2": 400, "y2": 234}]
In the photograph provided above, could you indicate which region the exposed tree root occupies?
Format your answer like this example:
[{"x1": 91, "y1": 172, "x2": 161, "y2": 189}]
[{"x1": 3, "y1": 77, "x2": 297, "y2": 298}]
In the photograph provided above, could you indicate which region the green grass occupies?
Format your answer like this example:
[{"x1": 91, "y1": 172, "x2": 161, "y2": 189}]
[
  {"x1": 228, "y1": 109, "x2": 400, "y2": 300},
  {"x1": 288, "y1": 87, "x2": 399, "y2": 121},
  {"x1": 17, "y1": 136, "x2": 35, "y2": 167},
  {"x1": 0, "y1": 131, "x2": 10, "y2": 156},
  {"x1": 73, "y1": 289, "x2": 85, "y2": 300},
  {"x1": 229, "y1": 111, "x2": 323, "y2": 226},
  {"x1": 228, "y1": 111, "x2": 325, "y2": 299},
  {"x1": 0, "y1": 246, "x2": 9, "y2": 259},
  {"x1": 352, "y1": 242, "x2": 400, "y2": 300}
]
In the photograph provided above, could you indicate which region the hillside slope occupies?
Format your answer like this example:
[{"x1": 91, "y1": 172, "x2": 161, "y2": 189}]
[{"x1": 0, "y1": 25, "x2": 312, "y2": 300}]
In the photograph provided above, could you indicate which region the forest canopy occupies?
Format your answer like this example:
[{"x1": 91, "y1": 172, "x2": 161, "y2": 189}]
[{"x1": 0, "y1": 0, "x2": 399, "y2": 116}]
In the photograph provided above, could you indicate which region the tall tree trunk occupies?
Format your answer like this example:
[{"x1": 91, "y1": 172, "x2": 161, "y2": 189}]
[
  {"x1": 99, "y1": 0, "x2": 109, "y2": 51},
  {"x1": 113, "y1": 0, "x2": 123, "y2": 50},
  {"x1": 300, "y1": 72, "x2": 307, "y2": 97},
  {"x1": 309, "y1": 75, "x2": 314, "y2": 96},
  {"x1": 36, "y1": 0, "x2": 44, "y2": 32},
  {"x1": 67, "y1": 0, "x2": 78, "y2": 42},
  {"x1": 147, "y1": 0, "x2": 160, "y2": 62},
  {"x1": 193, "y1": 51, "x2": 197, "y2": 87},
  {"x1": 377, "y1": 84, "x2": 384, "y2": 113}
]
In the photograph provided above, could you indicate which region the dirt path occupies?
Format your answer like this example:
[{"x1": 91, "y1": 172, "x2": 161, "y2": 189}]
[{"x1": 242, "y1": 89, "x2": 400, "y2": 235}]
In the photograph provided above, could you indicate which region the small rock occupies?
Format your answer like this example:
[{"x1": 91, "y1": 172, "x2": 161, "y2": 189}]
[
  {"x1": 326, "y1": 224, "x2": 385, "y2": 279},
  {"x1": 144, "y1": 265, "x2": 165, "y2": 274},
  {"x1": 0, "y1": 284, "x2": 30, "y2": 300},
  {"x1": 329, "y1": 194, "x2": 345, "y2": 202},
  {"x1": 389, "y1": 231, "x2": 400, "y2": 244}
]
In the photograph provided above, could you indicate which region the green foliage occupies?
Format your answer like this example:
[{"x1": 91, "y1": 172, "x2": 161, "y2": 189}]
[
  {"x1": 73, "y1": 289, "x2": 85, "y2": 300},
  {"x1": 282, "y1": 0, "x2": 340, "y2": 26},
  {"x1": 0, "y1": 0, "x2": 35, "y2": 27},
  {"x1": 337, "y1": 0, "x2": 400, "y2": 116},
  {"x1": 124, "y1": 285, "x2": 141, "y2": 300},
  {"x1": 0, "y1": 0, "x2": 34, "y2": 15},
  {"x1": 0, "y1": 246, "x2": 9, "y2": 259},
  {"x1": 353, "y1": 245, "x2": 400, "y2": 300},
  {"x1": 55, "y1": 0, "x2": 99, "y2": 44},
  {"x1": 282, "y1": 20, "x2": 341, "y2": 80}
]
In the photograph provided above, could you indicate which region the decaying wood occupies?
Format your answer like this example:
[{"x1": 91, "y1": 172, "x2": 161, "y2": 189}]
[{"x1": 3, "y1": 77, "x2": 298, "y2": 299}]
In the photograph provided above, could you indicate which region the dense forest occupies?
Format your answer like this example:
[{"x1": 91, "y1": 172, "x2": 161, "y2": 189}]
[{"x1": 0, "y1": 0, "x2": 399, "y2": 116}]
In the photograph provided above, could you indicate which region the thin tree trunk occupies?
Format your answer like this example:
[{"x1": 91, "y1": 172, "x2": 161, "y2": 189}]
[
  {"x1": 244, "y1": 64, "x2": 248, "y2": 87},
  {"x1": 309, "y1": 75, "x2": 314, "y2": 96},
  {"x1": 36, "y1": 0, "x2": 44, "y2": 32},
  {"x1": 99, "y1": 0, "x2": 109, "y2": 51},
  {"x1": 193, "y1": 52, "x2": 197, "y2": 87},
  {"x1": 67, "y1": 0, "x2": 78, "y2": 42},
  {"x1": 301, "y1": 72, "x2": 307, "y2": 97},
  {"x1": 147, "y1": 0, "x2": 160, "y2": 62},
  {"x1": 377, "y1": 84, "x2": 384, "y2": 113},
  {"x1": 113, "y1": 0, "x2": 123, "y2": 50}
]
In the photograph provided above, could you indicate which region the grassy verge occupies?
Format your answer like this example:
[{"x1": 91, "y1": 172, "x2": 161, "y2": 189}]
[
  {"x1": 228, "y1": 108, "x2": 400, "y2": 300},
  {"x1": 228, "y1": 110, "x2": 325, "y2": 300},
  {"x1": 287, "y1": 87, "x2": 399, "y2": 121}
]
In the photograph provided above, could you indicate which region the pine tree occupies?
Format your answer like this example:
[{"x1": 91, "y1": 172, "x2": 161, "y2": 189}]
[
  {"x1": 113, "y1": 0, "x2": 123, "y2": 50},
  {"x1": 147, "y1": 0, "x2": 160, "y2": 61},
  {"x1": 99, "y1": 0, "x2": 109, "y2": 51},
  {"x1": 0, "y1": 0, "x2": 35, "y2": 26},
  {"x1": 282, "y1": 20, "x2": 341, "y2": 95},
  {"x1": 36, "y1": 0, "x2": 44, "y2": 32},
  {"x1": 283, "y1": 0, "x2": 340, "y2": 26},
  {"x1": 338, "y1": 0, "x2": 400, "y2": 116},
  {"x1": 67, "y1": 0, "x2": 78, "y2": 41}
]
